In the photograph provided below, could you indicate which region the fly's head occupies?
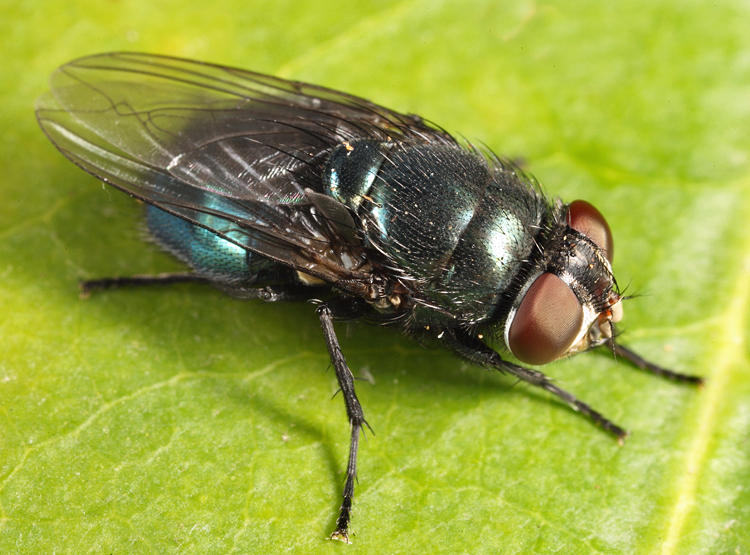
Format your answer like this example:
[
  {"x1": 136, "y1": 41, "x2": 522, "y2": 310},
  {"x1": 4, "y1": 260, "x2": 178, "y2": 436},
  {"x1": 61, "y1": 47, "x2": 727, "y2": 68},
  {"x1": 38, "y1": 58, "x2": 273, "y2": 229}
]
[{"x1": 503, "y1": 200, "x2": 623, "y2": 365}]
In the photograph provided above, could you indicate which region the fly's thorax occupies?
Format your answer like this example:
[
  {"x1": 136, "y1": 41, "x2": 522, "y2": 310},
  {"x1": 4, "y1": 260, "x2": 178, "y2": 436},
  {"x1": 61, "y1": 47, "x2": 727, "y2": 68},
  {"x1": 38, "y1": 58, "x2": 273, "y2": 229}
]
[
  {"x1": 323, "y1": 139, "x2": 388, "y2": 207},
  {"x1": 323, "y1": 140, "x2": 548, "y2": 326},
  {"x1": 503, "y1": 199, "x2": 622, "y2": 365}
]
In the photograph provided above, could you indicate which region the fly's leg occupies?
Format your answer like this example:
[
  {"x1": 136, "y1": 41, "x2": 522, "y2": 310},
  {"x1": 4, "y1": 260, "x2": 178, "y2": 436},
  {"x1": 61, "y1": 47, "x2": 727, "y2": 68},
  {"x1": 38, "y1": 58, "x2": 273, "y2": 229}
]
[
  {"x1": 449, "y1": 331, "x2": 628, "y2": 441},
  {"x1": 80, "y1": 273, "x2": 312, "y2": 302},
  {"x1": 317, "y1": 304, "x2": 370, "y2": 543},
  {"x1": 606, "y1": 340, "x2": 704, "y2": 385},
  {"x1": 80, "y1": 273, "x2": 207, "y2": 295}
]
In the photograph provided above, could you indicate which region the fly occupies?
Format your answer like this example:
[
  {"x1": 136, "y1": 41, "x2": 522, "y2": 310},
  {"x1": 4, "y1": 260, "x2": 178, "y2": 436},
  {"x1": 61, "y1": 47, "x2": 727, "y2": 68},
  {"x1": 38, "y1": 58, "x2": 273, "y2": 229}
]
[{"x1": 36, "y1": 52, "x2": 703, "y2": 542}]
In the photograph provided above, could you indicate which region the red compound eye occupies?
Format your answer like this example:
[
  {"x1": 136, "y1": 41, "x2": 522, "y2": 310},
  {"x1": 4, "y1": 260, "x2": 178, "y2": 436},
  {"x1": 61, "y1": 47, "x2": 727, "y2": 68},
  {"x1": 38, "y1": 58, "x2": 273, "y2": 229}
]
[
  {"x1": 508, "y1": 273, "x2": 583, "y2": 365},
  {"x1": 567, "y1": 200, "x2": 614, "y2": 261}
]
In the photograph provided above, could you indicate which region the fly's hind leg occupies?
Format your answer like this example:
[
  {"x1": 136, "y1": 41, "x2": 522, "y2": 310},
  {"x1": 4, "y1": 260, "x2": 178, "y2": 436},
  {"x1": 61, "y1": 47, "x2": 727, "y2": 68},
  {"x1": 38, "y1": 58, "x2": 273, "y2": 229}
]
[
  {"x1": 79, "y1": 273, "x2": 208, "y2": 296},
  {"x1": 317, "y1": 304, "x2": 370, "y2": 543},
  {"x1": 80, "y1": 273, "x2": 314, "y2": 302}
]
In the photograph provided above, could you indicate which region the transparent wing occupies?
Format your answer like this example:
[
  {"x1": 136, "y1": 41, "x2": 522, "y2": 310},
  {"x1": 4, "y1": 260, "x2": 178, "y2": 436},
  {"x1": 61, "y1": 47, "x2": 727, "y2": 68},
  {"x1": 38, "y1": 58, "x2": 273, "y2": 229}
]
[{"x1": 36, "y1": 52, "x2": 459, "y2": 281}]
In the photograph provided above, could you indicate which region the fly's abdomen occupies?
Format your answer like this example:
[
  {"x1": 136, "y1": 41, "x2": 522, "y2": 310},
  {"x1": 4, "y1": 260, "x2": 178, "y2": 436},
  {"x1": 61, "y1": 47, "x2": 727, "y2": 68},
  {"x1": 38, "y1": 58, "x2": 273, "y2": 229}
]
[
  {"x1": 146, "y1": 203, "x2": 274, "y2": 283},
  {"x1": 324, "y1": 140, "x2": 546, "y2": 323}
]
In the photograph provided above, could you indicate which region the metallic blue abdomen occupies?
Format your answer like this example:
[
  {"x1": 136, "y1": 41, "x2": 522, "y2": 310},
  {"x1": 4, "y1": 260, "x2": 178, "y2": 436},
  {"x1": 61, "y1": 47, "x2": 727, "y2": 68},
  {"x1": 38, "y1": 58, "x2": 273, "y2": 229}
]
[{"x1": 146, "y1": 198, "x2": 276, "y2": 283}]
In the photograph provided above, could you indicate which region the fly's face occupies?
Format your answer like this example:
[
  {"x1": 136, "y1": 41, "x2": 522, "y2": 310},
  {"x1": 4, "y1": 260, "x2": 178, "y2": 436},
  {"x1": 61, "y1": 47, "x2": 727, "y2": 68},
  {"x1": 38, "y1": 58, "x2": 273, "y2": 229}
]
[
  {"x1": 568, "y1": 283, "x2": 623, "y2": 355},
  {"x1": 504, "y1": 200, "x2": 622, "y2": 365}
]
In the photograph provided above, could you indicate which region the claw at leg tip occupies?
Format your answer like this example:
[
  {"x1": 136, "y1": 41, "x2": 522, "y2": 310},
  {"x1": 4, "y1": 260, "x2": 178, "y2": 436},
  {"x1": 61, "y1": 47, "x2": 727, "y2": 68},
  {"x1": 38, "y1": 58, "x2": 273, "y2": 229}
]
[
  {"x1": 330, "y1": 529, "x2": 351, "y2": 543},
  {"x1": 617, "y1": 431, "x2": 629, "y2": 446}
]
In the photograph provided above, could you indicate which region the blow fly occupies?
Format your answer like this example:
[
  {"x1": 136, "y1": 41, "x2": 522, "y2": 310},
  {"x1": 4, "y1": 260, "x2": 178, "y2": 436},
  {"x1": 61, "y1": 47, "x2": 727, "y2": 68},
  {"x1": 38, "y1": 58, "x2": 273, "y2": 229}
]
[{"x1": 36, "y1": 52, "x2": 702, "y2": 542}]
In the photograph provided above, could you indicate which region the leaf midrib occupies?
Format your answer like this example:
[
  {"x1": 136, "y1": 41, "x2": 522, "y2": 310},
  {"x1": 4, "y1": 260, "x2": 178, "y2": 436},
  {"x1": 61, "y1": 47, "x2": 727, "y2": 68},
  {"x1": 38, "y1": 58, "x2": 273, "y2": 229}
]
[{"x1": 661, "y1": 188, "x2": 750, "y2": 553}]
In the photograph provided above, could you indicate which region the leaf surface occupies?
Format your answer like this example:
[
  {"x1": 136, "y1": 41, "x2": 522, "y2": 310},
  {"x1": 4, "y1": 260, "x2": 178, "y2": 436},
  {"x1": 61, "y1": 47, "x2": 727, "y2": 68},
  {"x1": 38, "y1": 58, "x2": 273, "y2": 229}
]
[{"x1": 1, "y1": 1, "x2": 748, "y2": 552}]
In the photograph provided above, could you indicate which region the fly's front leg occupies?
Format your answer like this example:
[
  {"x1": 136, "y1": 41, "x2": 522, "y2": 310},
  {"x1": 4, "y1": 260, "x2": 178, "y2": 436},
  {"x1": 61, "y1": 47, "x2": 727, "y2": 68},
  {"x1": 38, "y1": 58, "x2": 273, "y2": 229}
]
[
  {"x1": 606, "y1": 339, "x2": 704, "y2": 385},
  {"x1": 448, "y1": 330, "x2": 628, "y2": 441},
  {"x1": 317, "y1": 304, "x2": 370, "y2": 543}
]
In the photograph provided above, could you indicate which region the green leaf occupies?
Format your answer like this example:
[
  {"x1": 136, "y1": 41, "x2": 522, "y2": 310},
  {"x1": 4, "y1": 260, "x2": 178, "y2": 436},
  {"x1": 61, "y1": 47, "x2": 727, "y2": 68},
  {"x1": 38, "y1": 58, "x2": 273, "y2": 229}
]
[{"x1": 2, "y1": 1, "x2": 749, "y2": 552}]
